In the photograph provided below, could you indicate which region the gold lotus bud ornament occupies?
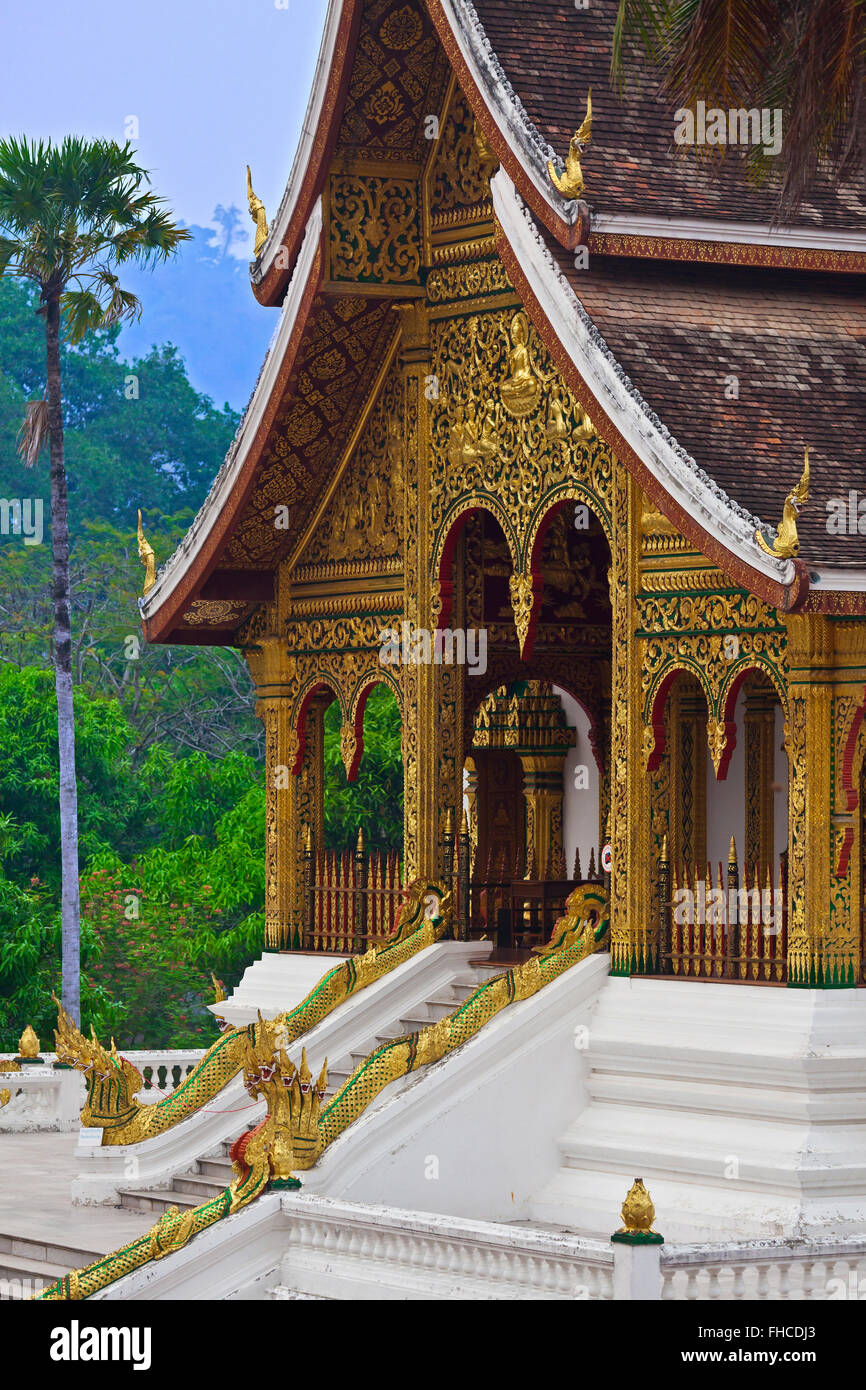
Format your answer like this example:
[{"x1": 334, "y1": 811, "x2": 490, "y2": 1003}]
[
  {"x1": 611, "y1": 1178, "x2": 664, "y2": 1245},
  {"x1": 17, "y1": 1024, "x2": 41, "y2": 1062}
]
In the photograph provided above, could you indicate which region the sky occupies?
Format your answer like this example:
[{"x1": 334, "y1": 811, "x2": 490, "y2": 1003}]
[{"x1": 0, "y1": 0, "x2": 329, "y2": 247}]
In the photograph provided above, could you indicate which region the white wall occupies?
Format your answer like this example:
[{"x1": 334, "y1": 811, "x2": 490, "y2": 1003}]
[{"x1": 555, "y1": 687, "x2": 601, "y2": 878}]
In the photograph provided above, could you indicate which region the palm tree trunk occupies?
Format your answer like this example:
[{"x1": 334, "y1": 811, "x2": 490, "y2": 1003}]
[{"x1": 45, "y1": 294, "x2": 81, "y2": 1024}]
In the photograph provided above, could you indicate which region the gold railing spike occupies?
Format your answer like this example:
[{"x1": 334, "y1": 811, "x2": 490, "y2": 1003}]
[{"x1": 729, "y1": 835, "x2": 737, "y2": 864}]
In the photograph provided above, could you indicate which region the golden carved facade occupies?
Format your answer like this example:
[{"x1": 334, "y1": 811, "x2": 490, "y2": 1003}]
[{"x1": 231, "y1": 67, "x2": 866, "y2": 987}]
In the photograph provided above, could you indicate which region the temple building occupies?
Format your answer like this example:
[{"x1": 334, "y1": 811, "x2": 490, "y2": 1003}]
[{"x1": 45, "y1": 0, "x2": 866, "y2": 1298}]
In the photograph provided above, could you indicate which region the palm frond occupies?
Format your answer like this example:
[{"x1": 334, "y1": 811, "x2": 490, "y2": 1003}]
[
  {"x1": 0, "y1": 135, "x2": 188, "y2": 320},
  {"x1": 15, "y1": 398, "x2": 49, "y2": 468}
]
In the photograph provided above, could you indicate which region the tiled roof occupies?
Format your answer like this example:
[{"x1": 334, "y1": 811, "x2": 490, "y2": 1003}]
[
  {"x1": 546, "y1": 236, "x2": 866, "y2": 567},
  {"x1": 472, "y1": 0, "x2": 865, "y2": 230}
]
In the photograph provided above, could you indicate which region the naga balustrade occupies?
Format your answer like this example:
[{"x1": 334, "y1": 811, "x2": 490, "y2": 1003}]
[
  {"x1": 301, "y1": 829, "x2": 403, "y2": 952},
  {"x1": 656, "y1": 839, "x2": 788, "y2": 983}
]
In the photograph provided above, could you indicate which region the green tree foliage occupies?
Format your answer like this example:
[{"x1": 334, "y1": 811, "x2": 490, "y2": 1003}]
[
  {"x1": 323, "y1": 685, "x2": 404, "y2": 852},
  {"x1": 0, "y1": 276, "x2": 240, "y2": 533},
  {"x1": 0, "y1": 666, "x2": 265, "y2": 1049}
]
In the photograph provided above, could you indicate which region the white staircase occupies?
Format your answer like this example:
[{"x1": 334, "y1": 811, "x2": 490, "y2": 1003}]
[
  {"x1": 0, "y1": 1232, "x2": 103, "y2": 1300},
  {"x1": 83, "y1": 943, "x2": 495, "y2": 1212},
  {"x1": 529, "y1": 975, "x2": 866, "y2": 1243}
]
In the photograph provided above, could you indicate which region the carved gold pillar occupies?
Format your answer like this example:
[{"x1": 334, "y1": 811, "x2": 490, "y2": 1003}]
[
  {"x1": 744, "y1": 682, "x2": 776, "y2": 873},
  {"x1": 785, "y1": 614, "x2": 838, "y2": 984},
  {"x1": 247, "y1": 637, "x2": 300, "y2": 951},
  {"x1": 400, "y1": 300, "x2": 460, "y2": 878},
  {"x1": 679, "y1": 687, "x2": 708, "y2": 870},
  {"x1": 610, "y1": 469, "x2": 648, "y2": 972},
  {"x1": 520, "y1": 754, "x2": 567, "y2": 878},
  {"x1": 464, "y1": 755, "x2": 479, "y2": 870}
]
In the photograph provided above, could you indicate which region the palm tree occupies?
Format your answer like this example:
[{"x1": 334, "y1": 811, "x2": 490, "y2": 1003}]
[
  {"x1": 0, "y1": 137, "x2": 189, "y2": 1024},
  {"x1": 612, "y1": 0, "x2": 865, "y2": 216}
]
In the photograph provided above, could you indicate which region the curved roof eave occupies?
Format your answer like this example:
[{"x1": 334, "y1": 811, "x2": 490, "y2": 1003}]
[
  {"x1": 426, "y1": 0, "x2": 579, "y2": 249},
  {"x1": 250, "y1": 0, "x2": 361, "y2": 306},
  {"x1": 491, "y1": 169, "x2": 810, "y2": 612},
  {"x1": 141, "y1": 200, "x2": 326, "y2": 643}
]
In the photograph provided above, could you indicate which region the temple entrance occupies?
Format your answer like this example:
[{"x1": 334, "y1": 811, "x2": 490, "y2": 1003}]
[
  {"x1": 468, "y1": 747, "x2": 525, "y2": 881},
  {"x1": 435, "y1": 502, "x2": 612, "y2": 947},
  {"x1": 651, "y1": 668, "x2": 788, "y2": 982},
  {"x1": 461, "y1": 679, "x2": 605, "y2": 947}
]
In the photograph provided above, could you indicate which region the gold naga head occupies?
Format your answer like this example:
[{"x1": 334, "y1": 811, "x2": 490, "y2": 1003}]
[
  {"x1": 547, "y1": 91, "x2": 593, "y2": 201},
  {"x1": 755, "y1": 446, "x2": 810, "y2": 559},
  {"x1": 246, "y1": 165, "x2": 269, "y2": 256},
  {"x1": 136, "y1": 509, "x2": 156, "y2": 595}
]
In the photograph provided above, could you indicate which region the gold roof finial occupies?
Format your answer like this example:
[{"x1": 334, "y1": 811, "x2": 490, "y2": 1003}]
[
  {"x1": 137, "y1": 509, "x2": 156, "y2": 596},
  {"x1": 547, "y1": 90, "x2": 592, "y2": 201},
  {"x1": 246, "y1": 165, "x2": 269, "y2": 257},
  {"x1": 755, "y1": 446, "x2": 810, "y2": 559}
]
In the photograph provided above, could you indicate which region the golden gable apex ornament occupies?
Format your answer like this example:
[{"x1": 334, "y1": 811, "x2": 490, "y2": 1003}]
[
  {"x1": 755, "y1": 447, "x2": 810, "y2": 559},
  {"x1": 547, "y1": 91, "x2": 592, "y2": 201}
]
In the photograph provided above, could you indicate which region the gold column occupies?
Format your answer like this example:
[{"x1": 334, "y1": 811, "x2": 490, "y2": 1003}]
[
  {"x1": 247, "y1": 637, "x2": 299, "y2": 951},
  {"x1": 610, "y1": 470, "x2": 647, "y2": 972},
  {"x1": 519, "y1": 754, "x2": 567, "y2": 878},
  {"x1": 679, "y1": 688, "x2": 708, "y2": 870},
  {"x1": 398, "y1": 301, "x2": 466, "y2": 879},
  {"x1": 744, "y1": 683, "x2": 776, "y2": 873},
  {"x1": 464, "y1": 755, "x2": 479, "y2": 871},
  {"x1": 785, "y1": 614, "x2": 837, "y2": 984}
]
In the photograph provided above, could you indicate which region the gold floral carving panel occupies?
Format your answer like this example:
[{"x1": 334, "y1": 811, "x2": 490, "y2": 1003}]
[
  {"x1": 429, "y1": 307, "x2": 614, "y2": 574},
  {"x1": 329, "y1": 175, "x2": 421, "y2": 284}
]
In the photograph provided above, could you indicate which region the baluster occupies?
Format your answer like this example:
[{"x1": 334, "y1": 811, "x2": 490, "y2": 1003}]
[
  {"x1": 587, "y1": 848, "x2": 596, "y2": 881},
  {"x1": 302, "y1": 824, "x2": 315, "y2": 950},
  {"x1": 572, "y1": 846, "x2": 582, "y2": 882},
  {"x1": 354, "y1": 828, "x2": 366, "y2": 952},
  {"x1": 671, "y1": 860, "x2": 680, "y2": 975},
  {"x1": 749, "y1": 863, "x2": 759, "y2": 981},
  {"x1": 458, "y1": 809, "x2": 471, "y2": 942},
  {"x1": 763, "y1": 864, "x2": 773, "y2": 981},
  {"x1": 693, "y1": 861, "x2": 701, "y2": 976},
  {"x1": 325, "y1": 850, "x2": 333, "y2": 953},
  {"x1": 657, "y1": 834, "x2": 670, "y2": 976},
  {"x1": 777, "y1": 855, "x2": 786, "y2": 982},
  {"x1": 726, "y1": 836, "x2": 740, "y2": 980},
  {"x1": 715, "y1": 863, "x2": 725, "y2": 977},
  {"x1": 441, "y1": 809, "x2": 455, "y2": 926}
]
